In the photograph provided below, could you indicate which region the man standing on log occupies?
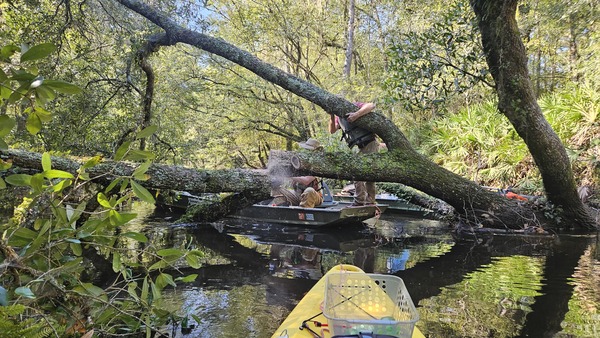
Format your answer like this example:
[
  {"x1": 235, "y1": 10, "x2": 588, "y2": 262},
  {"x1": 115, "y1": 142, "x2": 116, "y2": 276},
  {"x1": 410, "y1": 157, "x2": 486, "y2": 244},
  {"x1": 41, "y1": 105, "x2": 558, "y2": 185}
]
[{"x1": 329, "y1": 102, "x2": 378, "y2": 206}]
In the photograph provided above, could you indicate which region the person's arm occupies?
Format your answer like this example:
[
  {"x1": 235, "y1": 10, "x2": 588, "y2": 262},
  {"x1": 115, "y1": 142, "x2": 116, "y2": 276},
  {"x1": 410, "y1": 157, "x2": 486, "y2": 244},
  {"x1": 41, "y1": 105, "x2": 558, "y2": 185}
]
[
  {"x1": 346, "y1": 102, "x2": 375, "y2": 123},
  {"x1": 328, "y1": 114, "x2": 339, "y2": 134},
  {"x1": 291, "y1": 176, "x2": 316, "y2": 186}
]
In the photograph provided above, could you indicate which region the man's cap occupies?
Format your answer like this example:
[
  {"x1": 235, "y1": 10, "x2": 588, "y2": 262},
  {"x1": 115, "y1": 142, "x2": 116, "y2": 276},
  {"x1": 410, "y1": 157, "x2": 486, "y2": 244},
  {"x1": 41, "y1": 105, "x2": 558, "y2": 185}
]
[{"x1": 298, "y1": 138, "x2": 323, "y2": 150}]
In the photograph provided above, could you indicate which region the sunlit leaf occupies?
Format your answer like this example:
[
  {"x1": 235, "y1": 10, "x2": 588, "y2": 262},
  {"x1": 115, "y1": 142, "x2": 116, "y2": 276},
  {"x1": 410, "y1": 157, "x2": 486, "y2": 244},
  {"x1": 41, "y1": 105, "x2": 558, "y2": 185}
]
[
  {"x1": 127, "y1": 282, "x2": 139, "y2": 300},
  {"x1": 0, "y1": 115, "x2": 15, "y2": 137},
  {"x1": 104, "y1": 177, "x2": 122, "y2": 194},
  {"x1": 141, "y1": 277, "x2": 149, "y2": 302},
  {"x1": 155, "y1": 273, "x2": 176, "y2": 289},
  {"x1": 0, "y1": 138, "x2": 7, "y2": 150},
  {"x1": 97, "y1": 192, "x2": 113, "y2": 208},
  {"x1": 7, "y1": 89, "x2": 23, "y2": 104},
  {"x1": 42, "y1": 152, "x2": 51, "y2": 172},
  {"x1": 0, "y1": 86, "x2": 11, "y2": 100},
  {"x1": 70, "y1": 242, "x2": 82, "y2": 256},
  {"x1": 15, "y1": 286, "x2": 35, "y2": 299},
  {"x1": 34, "y1": 106, "x2": 52, "y2": 122},
  {"x1": 148, "y1": 260, "x2": 168, "y2": 272},
  {"x1": 5, "y1": 174, "x2": 32, "y2": 186},
  {"x1": 0, "y1": 177, "x2": 5, "y2": 189},
  {"x1": 0, "y1": 44, "x2": 19, "y2": 61},
  {"x1": 132, "y1": 161, "x2": 152, "y2": 180},
  {"x1": 114, "y1": 141, "x2": 131, "y2": 161},
  {"x1": 12, "y1": 227, "x2": 38, "y2": 240},
  {"x1": 112, "y1": 252, "x2": 121, "y2": 273},
  {"x1": 25, "y1": 113, "x2": 42, "y2": 135},
  {"x1": 109, "y1": 210, "x2": 137, "y2": 226},
  {"x1": 185, "y1": 254, "x2": 201, "y2": 269},
  {"x1": 44, "y1": 169, "x2": 74, "y2": 179},
  {"x1": 150, "y1": 281, "x2": 161, "y2": 301},
  {"x1": 127, "y1": 150, "x2": 156, "y2": 161},
  {"x1": 121, "y1": 232, "x2": 148, "y2": 243},
  {"x1": 156, "y1": 248, "x2": 184, "y2": 257},
  {"x1": 136, "y1": 125, "x2": 158, "y2": 139},
  {"x1": 20, "y1": 43, "x2": 56, "y2": 62},
  {"x1": 0, "y1": 159, "x2": 11, "y2": 170},
  {"x1": 176, "y1": 274, "x2": 198, "y2": 283},
  {"x1": 130, "y1": 180, "x2": 155, "y2": 203},
  {"x1": 30, "y1": 173, "x2": 44, "y2": 193},
  {"x1": 44, "y1": 80, "x2": 82, "y2": 94},
  {"x1": 80, "y1": 156, "x2": 101, "y2": 170},
  {"x1": 52, "y1": 178, "x2": 72, "y2": 192},
  {"x1": 35, "y1": 85, "x2": 56, "y2": 104}
]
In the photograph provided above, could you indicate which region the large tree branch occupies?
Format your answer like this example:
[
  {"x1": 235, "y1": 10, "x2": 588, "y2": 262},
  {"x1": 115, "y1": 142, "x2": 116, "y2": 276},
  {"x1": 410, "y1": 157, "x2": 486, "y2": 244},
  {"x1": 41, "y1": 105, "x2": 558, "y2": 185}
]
[{"x1": 115, "y1": 0, "x2": 413, "y2": 150}]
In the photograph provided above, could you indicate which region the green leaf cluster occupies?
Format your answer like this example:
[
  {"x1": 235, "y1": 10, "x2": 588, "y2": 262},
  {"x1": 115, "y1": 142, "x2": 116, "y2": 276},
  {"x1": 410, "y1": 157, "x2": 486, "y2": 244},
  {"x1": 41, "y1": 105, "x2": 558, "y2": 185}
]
[{"x1": 0, "y1": 41, "x2": 197, "y2": 336}]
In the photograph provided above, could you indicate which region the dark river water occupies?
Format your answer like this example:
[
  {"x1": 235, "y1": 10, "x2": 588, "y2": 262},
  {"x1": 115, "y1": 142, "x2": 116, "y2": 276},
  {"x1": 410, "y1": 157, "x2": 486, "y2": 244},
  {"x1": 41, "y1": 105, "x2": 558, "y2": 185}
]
[{"x1": 121, "y1": 203, "x2": 599, "y2": 338}]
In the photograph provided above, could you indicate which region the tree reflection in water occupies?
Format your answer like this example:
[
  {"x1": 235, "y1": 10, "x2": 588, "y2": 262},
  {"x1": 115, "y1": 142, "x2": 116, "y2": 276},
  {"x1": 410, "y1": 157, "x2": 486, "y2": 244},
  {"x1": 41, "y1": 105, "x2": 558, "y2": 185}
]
[{"x1": 134, "y1": 206, "x2": 599, "y2": 338}]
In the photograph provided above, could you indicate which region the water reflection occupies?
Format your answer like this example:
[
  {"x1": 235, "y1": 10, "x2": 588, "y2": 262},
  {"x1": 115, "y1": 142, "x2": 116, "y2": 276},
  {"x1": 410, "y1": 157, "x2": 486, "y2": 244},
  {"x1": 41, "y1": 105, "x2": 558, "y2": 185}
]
[
  {"x1": 418, "y1": 255, "x2": 544, "y2": 337},
  {"x1": 127, "y1": 205, "x2": 600, "y2": 338}
]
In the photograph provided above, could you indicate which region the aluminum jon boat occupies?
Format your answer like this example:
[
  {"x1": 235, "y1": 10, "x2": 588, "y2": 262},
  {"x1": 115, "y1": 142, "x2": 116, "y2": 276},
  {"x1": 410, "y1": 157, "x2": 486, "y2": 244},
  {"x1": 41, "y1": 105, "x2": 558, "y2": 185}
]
[
  {"x1": 271, "y1": 264, "x2": 425, "y2": 338},
  {"x1": 228, "y1": 181, "x2": 387, "y2": 227},
  {"x1": 228, "y1": 201, "x2": 387, "y2": 227}
]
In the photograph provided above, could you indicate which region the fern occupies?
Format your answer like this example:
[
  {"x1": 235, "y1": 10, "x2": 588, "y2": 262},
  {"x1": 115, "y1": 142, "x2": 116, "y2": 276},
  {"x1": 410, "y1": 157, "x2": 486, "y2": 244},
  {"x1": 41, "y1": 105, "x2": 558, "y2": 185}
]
[{"x1": 0, "y1": 305, "x2": 59, "y2": 338}]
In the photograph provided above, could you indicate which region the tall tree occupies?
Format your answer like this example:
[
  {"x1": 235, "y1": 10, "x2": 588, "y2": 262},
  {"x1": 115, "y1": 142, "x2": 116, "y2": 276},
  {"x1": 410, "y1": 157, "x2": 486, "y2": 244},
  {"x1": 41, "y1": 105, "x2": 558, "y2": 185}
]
[{"x1": 469, "y1": 0, "x2": 596, "y2": 229}]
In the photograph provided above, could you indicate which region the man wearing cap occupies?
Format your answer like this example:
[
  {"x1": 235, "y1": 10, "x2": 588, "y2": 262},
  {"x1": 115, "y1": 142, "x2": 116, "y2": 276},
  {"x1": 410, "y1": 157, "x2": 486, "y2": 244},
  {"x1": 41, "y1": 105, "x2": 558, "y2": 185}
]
[{"x1": 270, "y1": 139, "x2": 324, "y2": 208}]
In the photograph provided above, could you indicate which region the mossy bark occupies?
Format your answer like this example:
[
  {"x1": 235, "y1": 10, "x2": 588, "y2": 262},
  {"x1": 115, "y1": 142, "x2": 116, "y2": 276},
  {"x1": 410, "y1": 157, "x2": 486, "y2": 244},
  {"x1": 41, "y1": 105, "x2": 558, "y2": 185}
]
[{"x1": 0, "y1": 148, "x2": 271, "y2": 197}]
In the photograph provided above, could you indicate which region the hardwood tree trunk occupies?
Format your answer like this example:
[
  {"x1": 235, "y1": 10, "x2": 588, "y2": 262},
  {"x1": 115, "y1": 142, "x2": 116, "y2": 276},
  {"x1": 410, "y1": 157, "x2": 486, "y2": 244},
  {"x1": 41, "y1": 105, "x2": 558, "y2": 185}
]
[{"x1": 470, "y1": 0, "x2": 596, "y2": 229}]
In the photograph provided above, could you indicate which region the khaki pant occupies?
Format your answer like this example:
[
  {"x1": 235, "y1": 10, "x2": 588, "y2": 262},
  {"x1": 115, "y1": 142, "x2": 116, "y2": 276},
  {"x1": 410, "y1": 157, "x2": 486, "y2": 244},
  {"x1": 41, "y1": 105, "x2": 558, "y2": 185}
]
[
  {"x1": 354, "y1": 139, "x2": 378, "y2": 205},
  {"x1": 272, "y1": 187, "x2": 323, "y2": 208}
]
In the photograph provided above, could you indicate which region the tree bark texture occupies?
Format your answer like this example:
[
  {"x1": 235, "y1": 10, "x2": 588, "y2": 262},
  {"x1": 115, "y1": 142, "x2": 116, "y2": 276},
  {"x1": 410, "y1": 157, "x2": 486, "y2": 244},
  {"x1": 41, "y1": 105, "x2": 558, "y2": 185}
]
[
  {"x1": 470, "y1": 0, "x2": 596, "y2": 229},
  {"x1": 111, "y1": 0, "x2": 597, "y2": 230},
  {"x1": 0, "y1": 148, "x2": 270, "y2": 198},
  {"x1": 270, "y1": 150, "x2": 542, "y2": 229}
]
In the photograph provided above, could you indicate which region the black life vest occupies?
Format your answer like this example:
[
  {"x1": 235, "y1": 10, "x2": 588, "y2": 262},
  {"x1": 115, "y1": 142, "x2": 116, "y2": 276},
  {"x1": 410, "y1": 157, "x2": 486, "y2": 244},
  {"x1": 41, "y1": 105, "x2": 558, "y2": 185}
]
[{"x1": 338, "y1": 116, "x2": 376, "y2": 149}]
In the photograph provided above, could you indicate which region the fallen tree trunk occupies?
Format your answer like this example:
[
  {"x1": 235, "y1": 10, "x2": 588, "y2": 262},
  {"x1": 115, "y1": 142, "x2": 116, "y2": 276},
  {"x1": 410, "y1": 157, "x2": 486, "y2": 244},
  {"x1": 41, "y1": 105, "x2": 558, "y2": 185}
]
[
  {"x1": 1, "y1": 148, "x2": 271, "y2": 197},
  {"x1": 270, "y1": 149, "x2": 543, "y2": 230}
]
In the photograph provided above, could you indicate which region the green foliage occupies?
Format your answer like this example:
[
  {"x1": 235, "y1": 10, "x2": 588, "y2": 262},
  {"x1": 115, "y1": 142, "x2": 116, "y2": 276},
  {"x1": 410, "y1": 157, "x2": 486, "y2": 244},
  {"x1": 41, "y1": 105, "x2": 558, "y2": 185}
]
[
  {"x1": 539, "y1": 83, "x2": 600, "y2": 184},
  {"x1": 384, "y1": 0, "x2": 493, "y2": 119},
  {"x1": 416, "y1": 82, "x2": 600, "y2": 191},
  {"x1": 0, "y1": 42, "x2": 196, "y2": 336},
  {"x1": 0, "y1": 42, "x2": 81, "y2": 150},
  {"x1": 420, "y1": 100, "x2": 534, "y2": 189},
  {"x1": 0, "y1": 305, "x2": 58, "y2": 338}
]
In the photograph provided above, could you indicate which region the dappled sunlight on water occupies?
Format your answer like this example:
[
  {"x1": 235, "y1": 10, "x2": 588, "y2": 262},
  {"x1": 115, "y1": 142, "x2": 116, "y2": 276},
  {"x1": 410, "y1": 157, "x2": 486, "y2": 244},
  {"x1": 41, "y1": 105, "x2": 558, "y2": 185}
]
[
  {"x1": 418, "y1": 256, "x2": 544, "y2": 338},
  {"x1": 560, "y1": 241, "x2": 600, "y2": 337}
]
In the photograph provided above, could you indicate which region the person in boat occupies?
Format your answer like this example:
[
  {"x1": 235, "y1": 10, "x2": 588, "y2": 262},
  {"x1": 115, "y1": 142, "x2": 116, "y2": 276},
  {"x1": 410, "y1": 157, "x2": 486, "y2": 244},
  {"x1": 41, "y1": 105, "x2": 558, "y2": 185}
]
[
  {"x1": 328, "y1": 101, "x2": 378, "y2": 206},
  {"x1": 270, "y1": 138, "x2": 324, "y2": 208}
]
